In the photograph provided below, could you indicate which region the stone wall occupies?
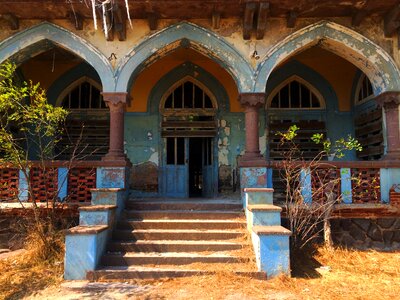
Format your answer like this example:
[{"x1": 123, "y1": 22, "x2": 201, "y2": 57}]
[{"x1": 331, "y1": 218, "x2": 400, "y2": 250}]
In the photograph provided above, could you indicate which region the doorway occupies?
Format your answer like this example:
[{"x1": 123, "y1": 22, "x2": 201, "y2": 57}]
[{"x1": 163, "y1": 137, "x2": 215, "y2": 198}]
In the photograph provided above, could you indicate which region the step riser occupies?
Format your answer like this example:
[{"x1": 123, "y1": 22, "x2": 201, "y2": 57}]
[
  {"x1": 117, "y1": 221, "x2": 245, "y2": 230},
  {"x1": 88, "y1": 270, "x2": 267, "y2": 281},
  {"x1": 126, "y1": 202, "x2": 243, "y2": 211},
  {"x1": 125, "y1": 212, "x2": 242, "y2": 220},
  {"x1": 107, "y1": 243, "x2": 242, "y2": 252},
  {"x1": 113, "y1": 231, "x2": 242, "y2": 241},
  {"x1": 102, "y1": 256, "x2": 243, "y2": 266}
]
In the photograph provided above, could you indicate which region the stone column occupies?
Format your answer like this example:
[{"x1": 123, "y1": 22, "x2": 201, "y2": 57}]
[
  {"x1": 376, "y1": 92, "x2": 400, "y2": 160},
  {"x1": 101, "y1": 92, "x2": 128, "y2": 162},
  {"x1": 239, "y1": 93, "x2": 266, "y2": 163}
]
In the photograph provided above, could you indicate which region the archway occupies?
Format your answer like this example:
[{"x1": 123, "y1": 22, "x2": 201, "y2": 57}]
[
  {"x1": 115, "y1": 21, "x2": 253, "y2": 94},
  {"x1": 255, "y1": 21, "x2": 400, "y2": 94},
  {"x1": 0, "y1": 22, "x2": 114, "y2": 91}
]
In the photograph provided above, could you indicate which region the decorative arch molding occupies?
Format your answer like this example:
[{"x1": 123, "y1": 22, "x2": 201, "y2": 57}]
[
  {"x1": 0, "y1": 22, "x2": 115, "y2": 91},
  {"x1": 255, "y1": 21, "x2": 400, "y2": 94},
  {"x1": 116, "y1": 22, "x2": 252, "y2": 93},
  {"x1": 47, "y1": 62, "x2": 101, "y2": 106},
  {"x1": 148, "y1": 62, "x2": 230, "y2": 113}
]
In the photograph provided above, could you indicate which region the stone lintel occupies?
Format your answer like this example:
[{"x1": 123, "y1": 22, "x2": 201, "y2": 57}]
[
  {"x1": 252, "y1": 225, "x2": 292, "y2": 236},
  {"x1": 78, "y1": 205, "x2": 117, "y2": 211},
  {"x1": 247, "y1": 204, "x2": 282, "y2": 212},
  {"x1": 66, "y1": 225, "x2": 109, "y2": 235},
  {"x1": 244, "y1": 187, "x2": 274, "y2": 193}
]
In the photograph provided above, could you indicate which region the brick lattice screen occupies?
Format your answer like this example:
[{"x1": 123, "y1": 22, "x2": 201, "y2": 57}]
[
  {"x1": 311, "y1": 168, "x2": 341, "y2": 203},
  {"x1": 67, "y1": 168, "x2": 96, "y2": 203},
  {"x1": 351, "y1": 168, "x2": 380, "y2": 203},
  {"x1": 0, "y1": 168, "x2": 19, "y2": 202},
  {"x1": 30, "y1": 167, "x2": 58, "y2": 202}
]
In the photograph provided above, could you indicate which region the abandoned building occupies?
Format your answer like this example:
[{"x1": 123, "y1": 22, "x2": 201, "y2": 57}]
[{"x1": 0, "y1": 0, "x2": 400, "y2": 280}]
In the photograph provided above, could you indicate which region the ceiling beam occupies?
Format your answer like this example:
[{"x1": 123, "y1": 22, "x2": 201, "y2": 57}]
[
  {"x1": 384, "y1": 4, "x2": 400, "y2": 37},
  {"x1": 147, "y1": 12, "x2": 158, "y2": 30},
  {"x1": 68, "y1": 11, "x2": 83, "y2": 30},
  {"x1": 103, "y1": 2, "x2": 114, "y2": 41},
  {"x1": 212, "y1": 11, "x2": 221, "y2": 29},
  {"x1": 352, "y1": 0, "x2": 372, "y2": 26},
  {"x1": 0, "y1": 13, "x2": 19, "y2": 30},
  {"x1": 243, "y1": 1, "x2": 256, "y2": 40},
  {"x1": 113, "y1": 3, "x2": 127, "y2": 41},
  {"x1": 286, "y1": 10, "x2": 298, "y2": 28},
  {"x1": 256, "y1": 2, "x2": 269, "y2": 40}
]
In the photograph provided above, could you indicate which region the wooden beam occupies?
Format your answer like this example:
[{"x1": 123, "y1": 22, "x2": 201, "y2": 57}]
[
  {"x1": 256, "y1": 2, "x2": 269, "y2": 40},
  {"x1": 113, "y1": 3, "x2": 127, "y2": 41},
  {"x1": 212, "y1": 11, "x2": 220, "y2": 29},
  {"x1": 352, "y1": 9, "x2": 368, "y2": 27},
  {"x1": 104, "y1": 2, "x2": 114, "y2": 41},
  {"x1": 147, "y1": 12, "x2": 158, "y2": 30},
  {"x1": 67, "y1": 11, "x2": 83, "y2": 30},
  {"x1": 243, "y1": 1, "x2": 256, "y2": 40},
  {"x1": 384, "y1": 4, "x2": 400, "y2": 37},
  {"x1": 0, "y1": 13, "x2": 19, "y2": 30},
  {"x1": 286, "y1": 10, "x2": 298, "y2": 28}
]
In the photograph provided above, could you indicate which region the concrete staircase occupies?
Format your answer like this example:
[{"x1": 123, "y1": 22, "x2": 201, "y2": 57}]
[{"x1": 87, "y1": 198, "x2": 266, "y2": 280}]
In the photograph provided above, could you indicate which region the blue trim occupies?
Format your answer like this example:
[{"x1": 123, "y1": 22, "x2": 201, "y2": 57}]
[
  {"x1": 18, "y1": 169, "x2": 29, "y2": 201},
  {"x1": 0, "y1": 22, "x2": 114, "y2": 91},
  {"x1": 57, "y1": 167, "x2": 68, "y2": 201},
  {"x1": 300, "y1": 168, "x2": 312, "y2": 204},
  {"x1": 380, "y1": 168, "x2": 400, "y2": 204},
  {"x1": 340, "y1": 168, "x2": 352, "y2": 204},
  {"x1": 255, "y1": 21, "x2": 400, "y2": 94},
  {"x1": 115, "y1": 21, "x2": 251, "y2": 93},
  {"x1": 47, "y1": 63, "x2": 101, "y2": 106}
]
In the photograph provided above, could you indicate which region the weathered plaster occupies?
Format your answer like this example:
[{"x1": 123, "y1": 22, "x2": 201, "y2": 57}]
[
  {"x1": 115, "y1": 22, "x2": 254, "y2": 93},
  {"x1": 255, "y1": 21, "x2": 400, "y2": 94},
  {"x1": 0, "y1": 22, "x2": 115, "y2": 91}
]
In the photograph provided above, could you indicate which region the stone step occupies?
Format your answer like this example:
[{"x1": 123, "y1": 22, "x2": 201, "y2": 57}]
[
  {"x1": 126, "y1": 200, "x2": 243, "y2": 211},
  {"x1": 117, "y1": 219, "x2": 246, "y2": 230},
  {"x1": 87, "y1": 266, "x2": 267, "y2": 281},
  {"x1": 113, "y1": 229, "x2": 243, "y2": 241},
  {"x1": 124, "y1": 210, "x2": 243, "y2": 220},
  {"x1": 101, "y1": 251, "x2": 247, "y2": 266},
  {"x1": 107, "y1": 240, "x2": 243, "y2": 252}
]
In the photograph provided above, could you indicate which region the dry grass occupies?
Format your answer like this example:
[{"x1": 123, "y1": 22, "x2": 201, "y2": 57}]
[
  {"x1": 0, "y1": 230, "x2": 64, "y2": 300},
  {"x1": 132, "y1": 246, "x2": 400, "y2": 300}
]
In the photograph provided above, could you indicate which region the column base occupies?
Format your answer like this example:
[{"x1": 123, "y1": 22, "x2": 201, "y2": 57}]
[
  {"x1": 102, "y1": 151, "x2": 130, "y2": 164},
  {"x1": 238, "y1": 152, "x2": 266, "y2": 167}
]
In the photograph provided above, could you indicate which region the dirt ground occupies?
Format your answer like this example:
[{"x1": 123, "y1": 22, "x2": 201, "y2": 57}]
[
  {"x1": 21, "y1": 246, "x2": 400, "y2": 300},
  {"x1": 0, "y1": 245, "x2": 397, "y2": 300}
]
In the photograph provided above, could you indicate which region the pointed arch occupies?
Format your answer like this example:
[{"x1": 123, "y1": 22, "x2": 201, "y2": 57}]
[
  {"x1": 116, "y1": 22, "x2": 253, "y2": 93},
  {"x1": 148, "y1": 62, "x2": 229, "y2": 113},
  {"x1": 0, "y1": 22, "x2": 115, "y2": 91},
  {"x1": 255, "y1": 21, "x2": 400, "y2": 94}
]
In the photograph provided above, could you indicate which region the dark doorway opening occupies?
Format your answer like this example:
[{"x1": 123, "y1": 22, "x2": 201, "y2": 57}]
[{"x1": 189, "y1": 137, "x2": 213, "y2": 197}]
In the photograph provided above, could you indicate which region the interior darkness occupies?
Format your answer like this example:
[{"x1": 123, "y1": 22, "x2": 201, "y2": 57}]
[{"x1": 189, "y1": 138, "x2": 203, "y2": 197}]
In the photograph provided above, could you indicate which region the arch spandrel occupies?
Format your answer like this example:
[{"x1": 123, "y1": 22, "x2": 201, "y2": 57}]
[
  {"x1": 255, "y1": 21, "x2": 400, "y2": 94},
  {"x1": 0, "y1": 22, "x2": 115, "y2": 92},
  {"x1": 115, "y1": 22, "x2": 253, "y2": 93}
]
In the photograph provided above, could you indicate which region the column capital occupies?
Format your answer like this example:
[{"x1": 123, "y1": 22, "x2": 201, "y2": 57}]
[
  {"x1": 375, "y1": 91, "x2": 400, "y2": 109},
  {"x1": 101, "y1": 92, "x2": 130, "y2": 106},
  {"x1": 239, "y1": 93, "x2": 266, "y2": 109}
]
